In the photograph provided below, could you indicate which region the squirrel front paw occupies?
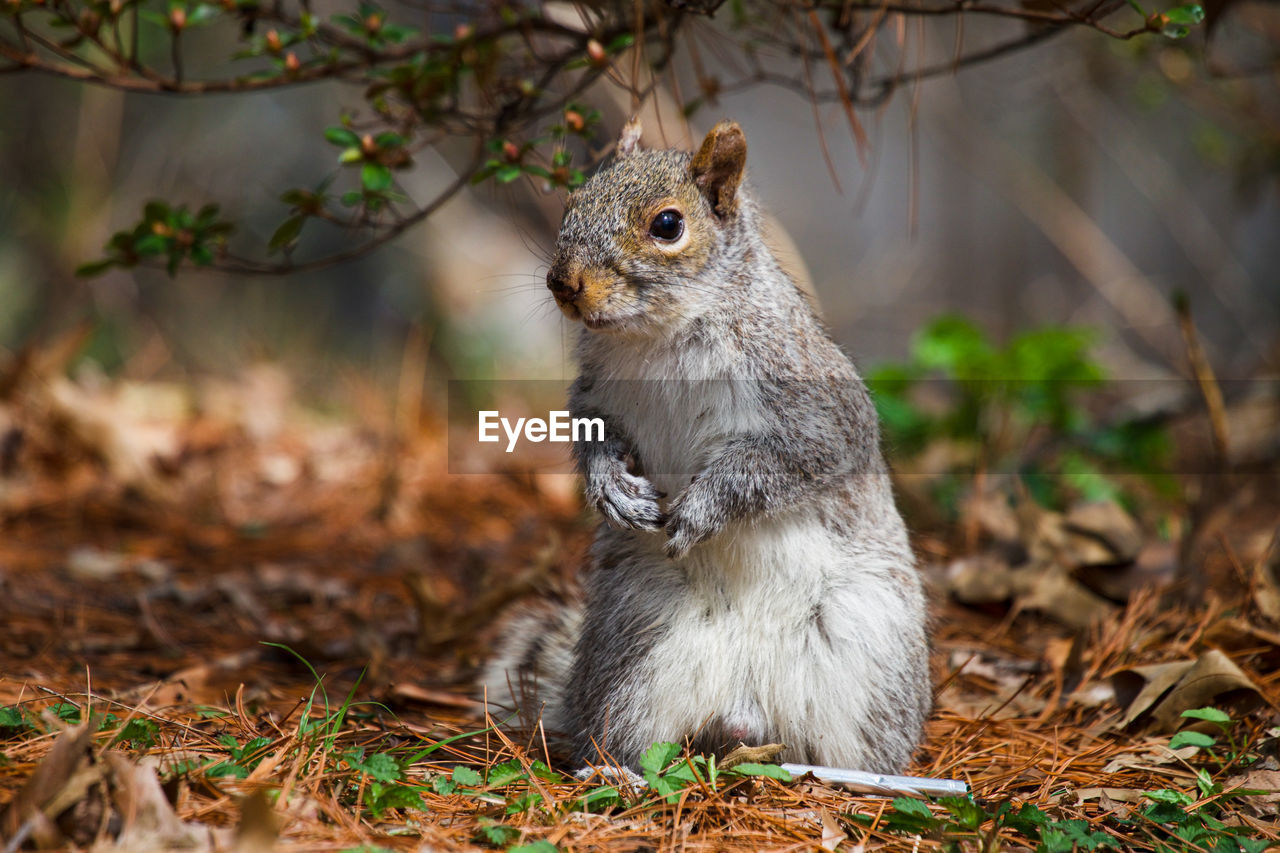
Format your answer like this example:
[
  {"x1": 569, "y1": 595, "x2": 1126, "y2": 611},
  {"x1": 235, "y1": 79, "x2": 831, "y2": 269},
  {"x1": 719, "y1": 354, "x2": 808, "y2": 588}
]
[
  {"x1": 585, "y1": 458, "x2": 664, "y2": 531},
  {"x1": 663, "y1": 486, "x2": 720, "y2": 559}
]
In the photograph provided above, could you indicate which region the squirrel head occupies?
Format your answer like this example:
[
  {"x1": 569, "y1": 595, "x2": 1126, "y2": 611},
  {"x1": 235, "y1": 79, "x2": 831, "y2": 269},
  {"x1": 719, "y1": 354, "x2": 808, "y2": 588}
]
[{"x1": 546, "y1": 119, "x2": 753, "y2": 334}]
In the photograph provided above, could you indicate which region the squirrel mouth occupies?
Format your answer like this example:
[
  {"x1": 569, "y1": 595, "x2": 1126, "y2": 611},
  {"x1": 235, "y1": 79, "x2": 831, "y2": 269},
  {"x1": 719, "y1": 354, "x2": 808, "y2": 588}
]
[
  {"x1": 581, "y1": 313, "x2": 625, "y2": 330},
  {"x1": 555, "y1": 299, "x2": 631, "y2": 331}
]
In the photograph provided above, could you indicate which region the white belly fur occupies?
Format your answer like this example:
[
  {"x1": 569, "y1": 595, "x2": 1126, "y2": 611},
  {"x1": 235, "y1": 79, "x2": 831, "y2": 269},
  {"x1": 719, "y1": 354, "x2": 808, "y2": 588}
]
[{"x1": 601, "y1": 509, "x2": 917, "y2": 766}]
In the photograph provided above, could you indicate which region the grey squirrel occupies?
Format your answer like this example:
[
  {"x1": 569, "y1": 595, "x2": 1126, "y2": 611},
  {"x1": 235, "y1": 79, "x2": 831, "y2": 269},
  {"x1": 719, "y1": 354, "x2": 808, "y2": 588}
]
[{"x1": 483, "y1": 119, "x2": 930, "y2": 775}]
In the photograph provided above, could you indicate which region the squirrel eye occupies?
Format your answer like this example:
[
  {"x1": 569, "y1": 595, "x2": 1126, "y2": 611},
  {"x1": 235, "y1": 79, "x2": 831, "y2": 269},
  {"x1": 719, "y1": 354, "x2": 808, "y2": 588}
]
[{"x1": 648, "y1": 209, "x2": 684, "y2": 242}]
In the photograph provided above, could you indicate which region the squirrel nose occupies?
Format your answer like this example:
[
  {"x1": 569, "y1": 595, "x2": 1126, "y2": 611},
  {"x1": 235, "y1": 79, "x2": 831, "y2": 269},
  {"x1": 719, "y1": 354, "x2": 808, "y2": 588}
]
[{"x1": 547, "y1": 269, "x2": 582, "y2": 303}]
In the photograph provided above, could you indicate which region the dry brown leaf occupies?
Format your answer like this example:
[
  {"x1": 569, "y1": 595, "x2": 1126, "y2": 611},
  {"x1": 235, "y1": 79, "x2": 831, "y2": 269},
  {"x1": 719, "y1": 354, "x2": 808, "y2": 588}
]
[
  {"x1": 963, "y1": 487, "x2": 1020, "y2": 544},
  {"x1": 1064, "y1": 501, "x2": 1144, "y2": 565},
  {"x1": 1079, "y1": 541, "x2": 1179, "y2": 602},
  {"x1": 1202, "y1": 616, "x2": 1280, "y2": 652},
  {"x1": 720, "y1": 743, "x2": 787, "y2": 769},
  {"x1": 1253, "y1": 532, "x2": 1280, "y2": 624},
  {"x1": 1112, "y1": 650, "x2": 1264, "y2": 731},
  {"x1": 1101, "y1": 744, "x2": 1200, "y2": 774},
  {"x1": 1112, "y1": 661, "x2": 1196, "y2": 728},
  {"x1": 1225, "y1": 769, "x2": 1280, "y2": 817},
  {"x1": 1148, "y1": 649, "x2": 1263, "y2": 731},
  {"x1": 1076, "y1": 787, "x2": 1144, "y2": 803},
  {"x1": 233, "y1": 789, "x2": 279, "y2": 853},
  {"x1": 0, "y1": 722, "x2": 94, "y2": 843},
  {"x1": 820, "y1": 806, "x2": 846, "y2": 851},
  {"x1": 103, "y1": 752, "x2": 222, "y2": 851},
  {"x1": 945, "y1": 554, "x2": 1016, "y2": 605},
  {"x1": 1013, "y1": 562, "x2": 1119, "y2": 629}
]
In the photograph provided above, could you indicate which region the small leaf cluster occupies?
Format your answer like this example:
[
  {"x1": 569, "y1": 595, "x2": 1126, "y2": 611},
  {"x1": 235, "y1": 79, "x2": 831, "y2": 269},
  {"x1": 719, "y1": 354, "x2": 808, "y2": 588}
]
[
  {"x1": 0, "y1": 703, "x2": 159, "y2": 751},
  {"x1": 473, "y1": 105, "x2": 605, "y2": 191},
  {"x1": 1124, "y1": 0, "x2": 1207, "y2": 38},
  {"x1": 330, "y1": 1, "x2": 419, "y2": 46},
  {"x1": 329, "y1": 127, "x2": 410, "y2": 198},
  {"x1": 852, "y1": 707, "x2": 1270, "y2": 853},
  {"x1": 1169, "y1": 707, "x2": 1243, "y2": 760},
  {"x1": 205, "y1": 733, "x2": 273, "y2": 778},
  {"x1": 78, "y1": 202, "x2": 234, "y2": 277},
  {"x1": 137, "y1": 0, "x2": 221, "y2": 34},
  {"x1": 341, "y1": 747, "x2": 425, "y2": 818},
  {"x1": 639, "y1": 741, "x2": 792, "y2": 804},
  {"x1": 855, "y1": 791, "x2": 1269, "y2": 853},
  {"x1": 867, "y1": 314, "x2": 1171, "y2": 509}
]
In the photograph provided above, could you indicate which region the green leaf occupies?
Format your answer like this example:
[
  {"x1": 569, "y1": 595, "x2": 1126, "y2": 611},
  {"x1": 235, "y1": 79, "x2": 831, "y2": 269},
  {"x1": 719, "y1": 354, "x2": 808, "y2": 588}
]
[
  {"x1": 325, "y1": 126, "x2": 361, "y2": 147},
  {"x1": 114, "y1": 718, "x2": 160, "y2": 748},
  {"x1": 495, "y1": 164, "x2": 523, "y2": 183},
  {"x1": 361, "y1": 162, "x2": 393, "y2": 192},
  {"x1": 727, "y1": 763, "x2": 792, "y2": 781},
  {"x1": 350, "y1": 751, "x2": 401, "y2": 783},
  {"x1": 1195, "y1": 768, "x2": 1222, "y2": 798},
  {"x1": 576, "y1": 785, "x2": 621, "y2": 810},
  {"x1": 508, "y1": 842, "x2": 558, "y2": 853},
  {"x1": 940, "y1": 796, "x2": 987, "y2": 831},
  {"x1": 1005, "y1": 802, "x2": 1049, "y2": 836},
  {"x1": 885, "y1": 796, "x2": 938, "y2": 834},
  {"x1": 366, "y1": 782, "x2": 421, "y2": 817},
  {"x1": 1169, "y1": 730, "x2": 1217, "y2": 750},
  {"x1": 268, "y1": 215, "x2": 306, "y2": 252},
  {"x1": 1039, "y1": 826, "x2": 1077, "y2": 853},
  {"x1": 911, "y1": 314, "x2": 995, "y2": 378},
  {"x1": 75, "y1": 258, "x2": 120, "y2": 277},
  {"x1": 49, "y1": 703, "x2": 81, "y2": 723},
  {"x1": 1145, "y1": 788, "x2": 1194, "y2": 806},
  {"x1": 477, "y1": 819, "x2": 520, "y2": 845},
  {"x1": 186, "y1": 4, "x2": 218, "y2": 26},
  {"x1": 527, "y1": 761, "x2": 563, "y2": 783},
  {"x1": 1048, "y1": 819, "x2": 1116, "y2": 850},
  {"x1": 639, "y1": 742, "x2": 681, "y2": 779},
  {"x1": 504, "y1": 791, "x2": 544, "y2": 815},
  {"x1": 891, "y1": 797, "x2": 934, "y2": 820},
  {"x1": 1181, "y1": 707, "x2": 1232, "y2": 726},
  {"x1": 0, "y1": 707, "x2": 28, "y2": 729},
  {"x1": 606, "y1": 33, "x2": 635, "y2": 52},
  {"x1": 486, "y1": 760, "x2": 527, "y2": 788},
  {"x1": 1165, "y1": 3, "x2": 1204, "y2": 24},
  {"x1": 339, "y1": 147, "x2": 364, "y2": 164},
  {"x1": 450, "y1": 765, "x2": 481, "y2": 787},
  {"x1": 134, "y1": 234, "x2": 169, "y2": 256}
]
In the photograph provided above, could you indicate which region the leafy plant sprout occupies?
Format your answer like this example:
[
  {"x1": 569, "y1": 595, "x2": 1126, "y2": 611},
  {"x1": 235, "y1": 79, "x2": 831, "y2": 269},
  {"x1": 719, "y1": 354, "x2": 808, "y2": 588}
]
[
  {"x1": 867, "y1": 314, "x2": 1173, "y2": 511},
  {"x1": 0, "y1": 0, "x2": 1208, "y2": 277}
]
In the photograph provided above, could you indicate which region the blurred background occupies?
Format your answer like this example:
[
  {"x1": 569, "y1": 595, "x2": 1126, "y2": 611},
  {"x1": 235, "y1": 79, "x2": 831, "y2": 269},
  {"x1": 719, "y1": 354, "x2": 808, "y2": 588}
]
[{"x1": 1, "y1": 0, "x2": 1276, "y2": 399}]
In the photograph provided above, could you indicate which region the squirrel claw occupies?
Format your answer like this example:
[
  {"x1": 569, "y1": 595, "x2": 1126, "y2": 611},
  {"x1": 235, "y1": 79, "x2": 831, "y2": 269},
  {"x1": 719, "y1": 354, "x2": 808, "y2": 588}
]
[
  {"x1": 591, "y1": 463, "x2": 664, "y2": 531},
  {"x1": 662, "y1": 497, "x2": 716, "y2": 559}
]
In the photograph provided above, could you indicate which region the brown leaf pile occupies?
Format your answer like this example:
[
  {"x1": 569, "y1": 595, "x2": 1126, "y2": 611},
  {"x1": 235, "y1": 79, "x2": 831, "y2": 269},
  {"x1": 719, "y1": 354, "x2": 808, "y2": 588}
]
[{"x1": 1, "y1": 345, "x2": 1278, "y2": 851}]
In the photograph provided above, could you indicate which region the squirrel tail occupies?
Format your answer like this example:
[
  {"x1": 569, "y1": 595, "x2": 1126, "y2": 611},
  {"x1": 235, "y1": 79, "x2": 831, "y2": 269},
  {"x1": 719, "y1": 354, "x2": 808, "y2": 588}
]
[{"x1": 480, "y1": 601, "x2": 580, "y2": 744}]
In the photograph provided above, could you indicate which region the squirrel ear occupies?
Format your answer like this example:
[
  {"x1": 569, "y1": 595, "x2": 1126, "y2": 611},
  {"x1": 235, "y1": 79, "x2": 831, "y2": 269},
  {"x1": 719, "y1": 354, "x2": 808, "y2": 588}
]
[
  {"x1": 616, "y1": 117, "x2": 644, "y2": 156},
  {"x1": 690, "y1": 120, "x2": 747, "y2": 219}
]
